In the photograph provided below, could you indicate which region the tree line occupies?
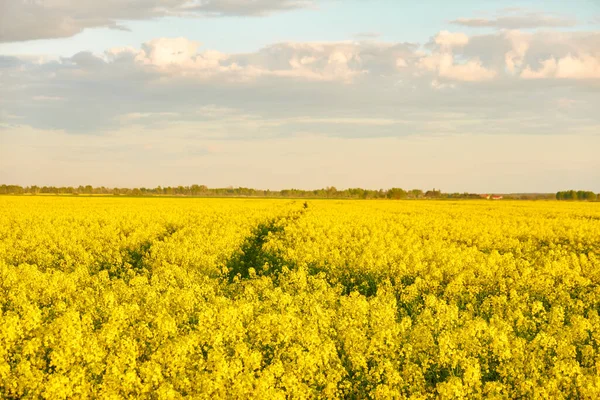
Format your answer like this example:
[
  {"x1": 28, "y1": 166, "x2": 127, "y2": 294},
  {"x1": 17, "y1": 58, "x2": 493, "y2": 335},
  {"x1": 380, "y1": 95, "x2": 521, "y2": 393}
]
[
  {"x1": 0, "y1": 184, "x2": 491, "y2": 199},
  {"x1": 556, "y1": 190, "x2": 599, "y2": 201},
  {"x1": 2, "y1": 185, "x2": 595, "y2": 200}
]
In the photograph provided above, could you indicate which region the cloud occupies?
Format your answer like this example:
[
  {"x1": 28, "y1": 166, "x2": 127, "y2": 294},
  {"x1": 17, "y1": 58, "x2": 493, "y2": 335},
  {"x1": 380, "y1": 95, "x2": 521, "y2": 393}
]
[
  {"x1": 451, "y1": 11, "x2": 577, "y2": 29},
  {"x1": 556, "y1": 98, "x2": 577, "y2": 109},
  {"x1": 434, "y1": 31, "x2": 469, "y2": 48},
  {"x1": 2, "y1": 31, "x2": 600, "y2": 141},
  {"x1": 118, "y1": 112, "x2": 181, "y2": 122},
  {"x1": 0, "y1": 0, "x2": 321, "y2": 42},
  {"x1": 178, "y1": 0, "x2": 318, "y2": 16},
  {"x1": 1, "y1": 10, "x2": 599, "y2": 191},
  {"x1": 502, "y1": 30, "x2": 530, "y2": 74},
  {"x1": 0, "y1": 55, "x2": 25, "y2": 69},
  {"x1": 521, "y1": 58, "x2": 558, "y2": 79},
  {"x1": 104, "y1": 38, "x2": 401, "y2": 83},
  {"x1": 141, "y1": 38, "x2": 202, "y2": 66},
  {"x1": 417, "y1": 31, "x2": 495, "y2": 82},
  {"x1": 354, "y1": 32, "x2": 382, "y2": 40},
  {"x1": 440, "y1": 57, "x2": 496, "y2": 81},
  {"x1": 521, "y1": 54, "x2": 600, "y2": 79},
  {"x1": 416, "y1": 53, "x2": 496, "y2": 82},
  {"x1": 32, "y1": 96, "x2": 65, "y2": 102}
]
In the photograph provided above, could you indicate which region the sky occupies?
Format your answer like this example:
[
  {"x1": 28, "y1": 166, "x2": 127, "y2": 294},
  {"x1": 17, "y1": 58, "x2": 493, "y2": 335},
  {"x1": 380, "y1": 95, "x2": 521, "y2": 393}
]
[{"x1": 1, "y1": 0, "x2": 599, "y2": 193}]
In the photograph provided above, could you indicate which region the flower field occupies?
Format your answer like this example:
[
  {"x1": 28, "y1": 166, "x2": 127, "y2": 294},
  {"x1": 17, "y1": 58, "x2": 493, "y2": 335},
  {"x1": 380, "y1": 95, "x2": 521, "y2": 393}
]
[{"x1": 1, "y1": 197, "x2": 599, "y2": 399}]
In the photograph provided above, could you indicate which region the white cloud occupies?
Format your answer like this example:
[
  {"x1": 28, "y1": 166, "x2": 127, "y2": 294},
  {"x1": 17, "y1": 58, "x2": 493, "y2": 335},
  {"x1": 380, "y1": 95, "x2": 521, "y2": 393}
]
[
  {"x1": 396, "y1": 58, "x2": 407, "y2": 68},
  {"x1": 440, "y1": 57, "x2": 497, "y2": 82},
  {"x1": 300, "y1": 56, "x2": 317, "y2": 65},
  {"x1": 451, "y1": 11, "x2": 577, "y2": 29},
  {"x1": 504, "y1": 30, "x2": 530, "y2": 74},
  {"x1": 555, "y1": 54, "x2": 600, "y2": 79},
  {"x1": 106, "y1": 39, "x2": 372, "y2": 82},
  {"x1": 0, "y1": 0, "x2": 322, "y2": 42},
  {"x1": 196, "y1": 105, "x2": 241, "y2": 117},
  {"x1": 354, "y1": 32, "x2": 382, "y2": 40},
  {"x1": 141, "y1": 38, "x2": 202, "y2": 66},
  {"x1": 2, "y1": 31, "x2": 600, "y2": 142},
  {"x1": 32, "y1": 96, "x2": 65, "y2": 102},
  {"x1": 118, "y1": 112, "x2": 181, "y2": 122},
  {"x1": 556, "y1": 98, "x2": 577, "y2": 109},
  {"x1": 521, "y1": 54, "x2": 600, "y2": 79},
  {"x1": 417, "y1": 33, "x2": 496, "y2": 82},
  {"x1": 434, "y1": 31, "x2": 469, "y2": 48},
  {"x1": 430, "y1": 79, "x2": 456, "y2": 90}
]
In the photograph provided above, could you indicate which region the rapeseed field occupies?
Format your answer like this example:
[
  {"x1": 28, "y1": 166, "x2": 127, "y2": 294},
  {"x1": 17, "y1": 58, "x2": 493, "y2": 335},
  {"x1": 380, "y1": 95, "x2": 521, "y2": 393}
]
[{"x1": 1, "y1": 197, "x2": 599, "y2": 398}]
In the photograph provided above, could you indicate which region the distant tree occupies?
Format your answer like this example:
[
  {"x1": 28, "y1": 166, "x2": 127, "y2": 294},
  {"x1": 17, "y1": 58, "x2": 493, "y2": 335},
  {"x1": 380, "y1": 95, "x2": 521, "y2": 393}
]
[
  {"x1": 326, "y1": 186, "x2": 337, "y2": 198},
  {"x1": 424, "y1": 189, "x2": 441, "y2": 198},
  {"x1": 556, "y1": 190, "x2": 596, "y2": 201},
  {"x1": 410, "y1": 189, "x2": 423, "y2": 199},
  {"x1": 190, "y1": 184, "x2": 201, "y2": 196},
  {"x1": 582, "y1": 191, "x2": 596, "y2": 201},
  {"x1": 387, "y1": 188, "x2": 407, "y2": 200}
]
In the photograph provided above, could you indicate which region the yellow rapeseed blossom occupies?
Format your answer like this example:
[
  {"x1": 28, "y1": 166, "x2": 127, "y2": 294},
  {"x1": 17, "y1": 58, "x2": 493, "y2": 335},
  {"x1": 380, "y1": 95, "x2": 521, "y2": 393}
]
[{"x1": 0, "y1": 197, "x2": 599, "y2": 398}]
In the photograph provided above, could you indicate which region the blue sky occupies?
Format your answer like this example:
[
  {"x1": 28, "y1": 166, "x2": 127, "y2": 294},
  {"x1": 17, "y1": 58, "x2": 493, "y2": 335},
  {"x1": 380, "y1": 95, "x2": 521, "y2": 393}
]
[
  {"x1": 1, "y1": 0, "x2": 599, "y2": 192},
  {"x1": 2, "y1": 0, "x2": 598, "y2": 56}
]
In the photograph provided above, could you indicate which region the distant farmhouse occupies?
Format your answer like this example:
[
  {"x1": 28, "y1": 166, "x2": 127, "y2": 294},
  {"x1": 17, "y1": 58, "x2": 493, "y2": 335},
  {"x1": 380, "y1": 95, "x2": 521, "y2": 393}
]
[{"x1": 480, "y1": 194, "x2": 503, "y2": 200}]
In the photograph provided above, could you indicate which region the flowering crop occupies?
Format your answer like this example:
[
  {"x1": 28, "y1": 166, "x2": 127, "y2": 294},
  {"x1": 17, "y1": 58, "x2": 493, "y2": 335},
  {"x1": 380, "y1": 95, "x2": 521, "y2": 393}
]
[{"x1": 1, "y1": 197, "x2": 599, "y2": 398}]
